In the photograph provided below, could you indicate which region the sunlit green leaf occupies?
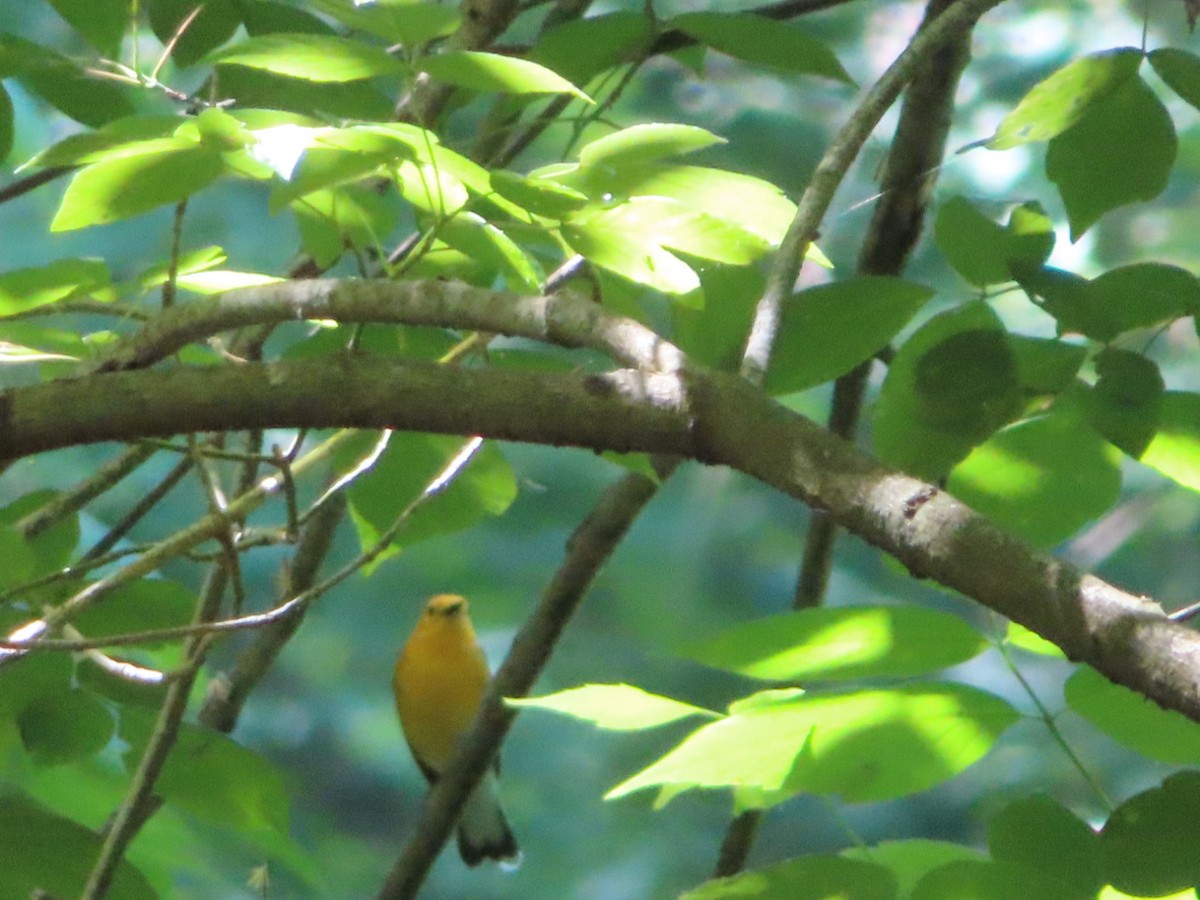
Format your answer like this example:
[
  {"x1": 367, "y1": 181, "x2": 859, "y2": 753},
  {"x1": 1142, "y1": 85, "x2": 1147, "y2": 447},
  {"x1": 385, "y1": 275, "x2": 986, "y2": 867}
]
[
  {"x1": 948, "y1": 412, "x2": 1122, "y2": 548},
  {"x1": 671, "y1": 13, "x2": 852, "y2": 83},
  {"x1": 1004, "y1": 622, "x2": 1065, "y2": 659},
  {"x1": 292, "y1": 186, "x2": 397, "y2": 268},
  {"x1": 607, "y1": 683, "x2": 1017, "y2": 806},
  {"x1": 508, "y1": 684, "x2": 718, "y2": 731},
  {"x1": 420, "y1": 51, "x2": 590, "y2": 100},
  {"x1": 208, "y1": 34, "x2": 407, "y2": 82},
  {"x1": 578, "y1": 124, "x2": 725, "y2": 171},
  {"x1": 989, "y1": 47, "x2": 1143, "y2": 149},
  {"x1": 437, "y1": 213, "x2": 542, "y2": 292},
  {"x1": 682, "y1": 855, "x2": 894, "y2": 900},
  {"x1": 1066, "y1": 665, "x2": 1200, "y2": 764},
  {"x1": 0, "y1": 258, "x2": 112, "y2": 317},
  {"x1": 51, "y1": 139, "x2": 225, "y2": 231},
  {"x1": 489, "y1": 170, "x2": 589, "y2": 219},
  {"x1": 562, "y1": 210, "x2": 700, "y2": 296},
  {"x1": 1141, "y1": 392, "x2": 1200, "y2": 492},
  {"x1": 685, "y1": 606, "x2": 988, "y2": 681},
  {"x1": 1047, "y1": 76, "x2": 1175, "y2": 240},
  {"x1": 767, "y1": 277, "x2": 932, "y2": 394}
]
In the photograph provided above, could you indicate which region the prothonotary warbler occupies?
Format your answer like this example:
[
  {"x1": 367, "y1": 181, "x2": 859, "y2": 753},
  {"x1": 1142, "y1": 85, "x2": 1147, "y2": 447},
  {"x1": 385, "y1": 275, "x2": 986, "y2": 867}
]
[{"x1": 393, "y1": 594, "x2": 520, "y2": 867}]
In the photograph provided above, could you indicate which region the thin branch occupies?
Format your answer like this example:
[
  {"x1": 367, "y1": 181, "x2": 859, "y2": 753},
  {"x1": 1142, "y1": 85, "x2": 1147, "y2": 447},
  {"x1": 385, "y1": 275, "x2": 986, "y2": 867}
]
[
  {"x1": 81, "y1": 567, "x2": 227, "y2": 900},
  {"x1": 740, "y1": 0, "x2": 1008, "y2": 383},
  {"x1": 80, "y1": 453, "x2": 194, "y2": 562},
  {"x1": 378, "y1": 466, "x2": 665, "y2": 898},
  {"x1": 92, "y1": 279, "x2": 687, "y2": 376},
  {"x1": 0, "y1": 166, "x2": 74, "y2": 205},
  {"x1": 15, "y1": 443, "x2": 157, "y2": 539}
]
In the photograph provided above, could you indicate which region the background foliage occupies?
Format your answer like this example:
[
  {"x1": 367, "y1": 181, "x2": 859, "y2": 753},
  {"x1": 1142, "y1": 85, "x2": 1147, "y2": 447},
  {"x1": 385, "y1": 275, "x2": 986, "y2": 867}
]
[{"x1": 3, "y1": 0, "x2": 1200, "y2": 898}]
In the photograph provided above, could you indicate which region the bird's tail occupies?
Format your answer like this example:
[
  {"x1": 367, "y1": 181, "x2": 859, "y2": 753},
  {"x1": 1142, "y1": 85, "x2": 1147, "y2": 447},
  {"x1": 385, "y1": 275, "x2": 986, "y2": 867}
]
[{"x1": 457, "y1": 769, "x2": 521, "y2": 869}]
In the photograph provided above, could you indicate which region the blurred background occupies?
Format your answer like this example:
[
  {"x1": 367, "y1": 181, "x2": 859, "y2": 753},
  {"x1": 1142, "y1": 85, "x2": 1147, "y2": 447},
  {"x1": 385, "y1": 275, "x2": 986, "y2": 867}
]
[{"x1": 3, "y1": 0, "x2": 1200, "y2": 897}]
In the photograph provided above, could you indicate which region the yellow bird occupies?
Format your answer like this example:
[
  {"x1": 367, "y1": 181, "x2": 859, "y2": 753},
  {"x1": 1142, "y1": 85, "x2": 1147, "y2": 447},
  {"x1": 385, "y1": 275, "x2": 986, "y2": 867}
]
[{"x1": 392, "y1": 594, "x2": 520, "y2": 867}]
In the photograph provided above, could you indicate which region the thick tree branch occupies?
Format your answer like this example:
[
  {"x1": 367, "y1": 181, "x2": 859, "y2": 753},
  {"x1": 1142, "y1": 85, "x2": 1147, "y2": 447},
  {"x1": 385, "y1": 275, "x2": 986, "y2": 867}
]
[{"x1": 1, "y1": 355, "x2": 1196, "y2": 722}]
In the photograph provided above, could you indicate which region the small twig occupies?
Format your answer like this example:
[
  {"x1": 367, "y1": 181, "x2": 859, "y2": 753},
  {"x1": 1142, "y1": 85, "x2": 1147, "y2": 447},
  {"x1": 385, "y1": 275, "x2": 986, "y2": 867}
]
[
  {"x1": 0, "y1": 166, "x2": 75, "y2": 205},
  {"x1": 740, "y1": 0, "x2": 1007, "y2": 383},
  {"x1": 64, "y1": 625, "x2": 168, "y2": 686},
  {"x1": 152, "y1": 4, "x2": 206, "y2": 83},
  {"x1": 160, "y1": 199, "x2": 189, "y2": 308},
  {"x1": 15, "y1": 444, "x2": 157, "y2": 540},
  {"x1": 81, "y1": 454, "x2": 195, "y2": 562}
]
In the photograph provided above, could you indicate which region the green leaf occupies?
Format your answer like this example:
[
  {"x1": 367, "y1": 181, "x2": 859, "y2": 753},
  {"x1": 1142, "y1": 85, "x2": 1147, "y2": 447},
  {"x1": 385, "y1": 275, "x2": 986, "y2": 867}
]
[
  {"x1": 843, "y1": 841, "x2": 984, "y2": 900},
  {"x1": 0, "y1": 35, "x2": 135, "y2": 126},
  {"x1": 1065, "y1": 665, "x2": 1200, "y2": 764},
  {"x1": 419, "y1": 51, "x2": 591, "y2": 100},
  {"x1": 581, "y1": 196, "x2": 769, "y2": 266},
  {"x1": 578, "y1": 124, "x2": 726, "y2": 171},
  {"x1": 120, "y1": 710, "x2": 290, "y2": 832},
  {"x1": 48, "y1": 0, "x2": 129, "y2": 57},
  {"x1": 948, "y1": 412, "x2": 1122, "y2": 548},
  {"x1": 267, "y1": 127, "x2": 412, "y2": 210},
  {"x1": 0, "y1": 794, "x2": 157, "y2": 899},
  {"x1": 934, "y1": 197, "x2": 1055, "y2": 286},
  {"x1": 0, "y1": 491, "x2": 81, "y2": 577},
  {"x1": 208, "y1": 34, "x2": 407, "y2": 82},
  {"x1": 1086, "y1": 348, "x2": 1164, "y2": 457},
  {"x1": 51, "y1": 139, "x2": 226, "y2": 231},
  {"x1": 874, "y1": 302, "x2": 1021, "y2": 480},
  {"x1": 0, "y1": 82, "x2": 12, "y2": 162},
  {"x1": 21, "y1": 114, "x2": 183, "y2": 169},
  {"x1": 342, "y1": 434, "x2": 517, "y2": 567},
  {"x1": 242, "y1": 0, "x2": 335, "y2": 37},
  {"x1": 437, "y1": 213, "x2": 542, "y2": 292},
  {"x1": 0, "y1": 258, "x2": 112, "y2": 317},
  {"x1": 532, "y1": 12, "x2": 654, "y2": 86},
  {"x1": 292, "y1": 186, "x2": 397, "y2": 268},
  {"x1": 988, "y1": 794, "x2": 1102, "y2": 896},
  {"x1": 988, "y1": 47, "x2": 1143, "y2": 149},
  {"x1": 1149, "y1": 48, "x2": 1200, "y2": 111},
  {"x1": 912, "y1": 859, "x2": 1088, "y2": 900},
  {"x1": 1046, "y1": 76, "x2": 1175, "y2": 240},
  {"x1": 0, "y1": 524, "x2": 37, "y2": 591},
  {"x1": 554, "y1": 163, "x2": 799, "y2": 246},
  {"x1": 681, "y1": 855, "x2": 895, "y2": 900},
  {"x1": 18, "y1": 690, "x2": 115, "y2": 766},
  {"x1": 489, "y1": 170, "x2": 589, "y2": 219},
  {"x1": 670, "y1": 13, "x2": 852, "y2": 83},
  {"x1": 1141, "y1": 392, "x2": 1200, "y2": 492},
  {"x1": 684, "y1": 606, "x2": 989, "y2": 682},
  {"x1": 508, "y1": 684, "x2": 718, "y2": 731},
  {"x1": 72, "y1": 579, "x2": 196, "y2": 642},
  {"x1": 1101, "y1": 772, "x2": 1200, "y2": 897},
  {"x1": 607, "y1": 683, "x2": 1017, "y2": 806},
  {"x1": 308, "y1": 0, "x2": 460, "y2": 45},
  {"x1": 1004, "y1": 622, "x2": 1065, "y2": 659},
  {"x1": 149, "y1": 0, "x2": 240, "y2": 67},
  {"x1": 672, "y1": 265, "x2": 762, "y2": 371},
  {"x1": 562, "y1": 209, "x2": 700, "y2": 295},
  {"x1": 766, "y1": 277, "x2": 933, "y2": 394},
  {"x1": 1087, "y1": 263, "x2": 1200, "y2": 337},
  {"x1": 1008, "y1": 336, "x2": 1087, "y2": 397}
]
